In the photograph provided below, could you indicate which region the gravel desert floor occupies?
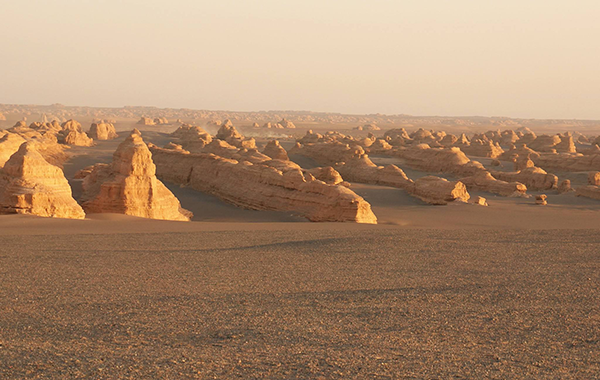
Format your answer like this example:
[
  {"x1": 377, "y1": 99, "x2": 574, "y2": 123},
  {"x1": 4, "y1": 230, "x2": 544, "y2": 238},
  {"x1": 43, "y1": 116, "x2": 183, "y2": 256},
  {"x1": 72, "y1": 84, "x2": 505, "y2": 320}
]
[{"x1": 0, "y1": 226, "x2": 598, "y2": 379}]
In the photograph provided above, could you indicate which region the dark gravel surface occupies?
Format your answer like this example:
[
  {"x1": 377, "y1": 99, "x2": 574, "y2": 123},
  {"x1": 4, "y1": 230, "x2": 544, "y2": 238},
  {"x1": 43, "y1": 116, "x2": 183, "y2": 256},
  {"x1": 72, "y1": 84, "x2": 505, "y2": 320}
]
[{"x1": 0, "y1": 229, "x2": 599, "y2": 379}]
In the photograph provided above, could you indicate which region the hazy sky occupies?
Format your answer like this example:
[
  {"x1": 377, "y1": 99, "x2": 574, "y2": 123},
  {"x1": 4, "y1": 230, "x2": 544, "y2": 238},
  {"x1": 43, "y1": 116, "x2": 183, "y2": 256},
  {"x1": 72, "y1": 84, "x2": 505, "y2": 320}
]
[{"x1": 1, "y1": 1, "x2": 599, "y2": 119}]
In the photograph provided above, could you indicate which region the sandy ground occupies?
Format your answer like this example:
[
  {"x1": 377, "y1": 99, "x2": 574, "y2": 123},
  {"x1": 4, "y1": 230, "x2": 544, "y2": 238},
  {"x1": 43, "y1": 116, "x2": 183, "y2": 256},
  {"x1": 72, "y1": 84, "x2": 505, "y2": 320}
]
[
  {"x1": 0, "y1": 228, "x2": 598, "y2": 379},
  {"x1": 0, "y1": 121, "x2": 599, "y2": 378}
]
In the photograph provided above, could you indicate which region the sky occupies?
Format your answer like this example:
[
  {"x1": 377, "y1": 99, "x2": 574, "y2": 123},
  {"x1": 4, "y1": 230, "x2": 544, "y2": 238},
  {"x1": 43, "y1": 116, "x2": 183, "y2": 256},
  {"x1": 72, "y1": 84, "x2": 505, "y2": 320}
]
[{"x1": 1, "y1": 0, "x2": 599, "y2": 119}]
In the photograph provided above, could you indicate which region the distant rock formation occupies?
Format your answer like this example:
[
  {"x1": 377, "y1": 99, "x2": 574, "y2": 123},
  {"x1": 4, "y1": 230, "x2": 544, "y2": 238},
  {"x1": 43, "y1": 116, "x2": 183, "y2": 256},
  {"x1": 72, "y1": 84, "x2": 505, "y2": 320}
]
[
  {"x1": 137, "y1": 117, "x2": 156, "y2": 125},
  {"x1": 58, "y1": 120, "x2": 93, "y2": 146},
  {"x1": 262, "y1": 140, "x2": 289, "y2": 161},
  {"x1": 0, "y1": 141, "x2": 85, "y2": 219},
  {"x1": 215, "y1": 121, "x2": 256, "y2": 149},
  {"x1": 460, "y1": 172, "x2": 527, "y2": 197},
  {"x1": 154, "y1": 117, "x2": 169, "y2": 125},
  {"x1": 88, "y1": 122, "x2": 118, "y2": 140},
  {"x1": 149, "y1": 144, "x2": 377, "y2": 223},
  {"x1": 0, "y1": 112, "x2": 6, "y2": 121},
  {"x1": 333, "y1": 147, "x2": 471, "y2": 205},
  {"x1": 279, "y1": 119, "x2": 296, "y2": 129},
  {"x1": 170, "y1": 124, "x2": 212, "y2": 151},
  {"x1": 76, "y1": 130, "x2": 191, "y2": 221}
]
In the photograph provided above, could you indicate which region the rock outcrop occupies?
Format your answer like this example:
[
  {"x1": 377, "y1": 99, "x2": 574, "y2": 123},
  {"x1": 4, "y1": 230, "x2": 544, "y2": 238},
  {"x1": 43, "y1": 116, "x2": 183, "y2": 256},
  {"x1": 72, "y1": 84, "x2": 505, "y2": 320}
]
[
  {"x1": 262, "y1": 140, "x2": 289, "y2": 161},
  {"x1": 215, "y1": 121, "x2": 256, "y2": 148},
  {"x1": 137, "y1": 117, "x2": 155, "y2": 125},
  {"x1": 88, "y1": 122, "x2": 118, "y2": 140},
  {"x1": 170, "y1": 124, "x2": 213, "y2": 151},
  {"x1": 76, "y1": 130, "x2": 191, "y2": 221},
  {"x1": 0, "y1": 142, "x2": 85, "y2": 219},
  {"x1": 149, "y1": 145, "x2": 377, "y2": 223},
  {"x1": 533, "y1": 153, "x2": 600, "y2": 172},
  {"x1": 333, "y1": 148, "x2": 471, "y2": 205},
  {"x1": 491, "y1": 167, "x2": 558, "y2": 191},
  {"x1": 58, "y1": 120, "x2": 93, "y2": 146},
  {"x1": 0, "y1": 133, "x2": 27, "y2": 168},
  {"x1": 460, "y1": 172, "x2": 527, "y2": 197}
]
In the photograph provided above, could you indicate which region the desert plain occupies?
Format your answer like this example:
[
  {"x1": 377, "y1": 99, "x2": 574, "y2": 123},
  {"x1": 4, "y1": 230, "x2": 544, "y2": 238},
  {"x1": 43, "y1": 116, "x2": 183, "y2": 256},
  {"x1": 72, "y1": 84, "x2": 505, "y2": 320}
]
[{"x1": 0, "y1": 104, "x2": 599, "y2": 378}]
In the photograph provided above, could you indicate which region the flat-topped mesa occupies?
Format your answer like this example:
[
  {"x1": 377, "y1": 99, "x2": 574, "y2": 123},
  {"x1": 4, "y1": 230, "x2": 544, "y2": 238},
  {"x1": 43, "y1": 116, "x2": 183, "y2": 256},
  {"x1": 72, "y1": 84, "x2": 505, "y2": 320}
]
[
  {"x1": 137, "y1": 117, "x2": 156, "y2": 125},
  {"x1": 149, "y1": 144, "x2": 377, "y2": 223},
  {"x1": 170, "y1": 124, "x2": 213, "y2": 151},
  {"x1": 88, "y1": 121, "x2": 118, "y2": 140},
  {"x1": 333, "y1": 148, "x2": 471, "y2": 205},
  {"x1": 58, "y1": 119, "x2": 93, "y2": 146},
  {"x1": 215, "y1": 120, "x2": 256, "y2": 149},
  {"x1": 262, "y1": 140, "x2": 289, "y2": 161},
  {"x1": 0, "y1": 141, "x2": 85, "y2": 219},
  {"x1": 76, "y1": 130, "x2": 191, "y2": 221}
]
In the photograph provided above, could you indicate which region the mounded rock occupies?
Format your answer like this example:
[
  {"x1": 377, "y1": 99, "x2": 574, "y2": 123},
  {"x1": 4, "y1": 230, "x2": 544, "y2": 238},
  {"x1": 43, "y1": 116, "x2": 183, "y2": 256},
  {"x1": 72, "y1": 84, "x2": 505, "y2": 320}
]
[
  {"x1": 137, "y1": 117, "x2": 156, "y2": 125},
  {"x1": 170, "y1": 124, "x2": 213, "y2": 151},
  {"x1": 88, "y1": 122, "x2": 118, "y2": 140},
  {"x1": 0, "y1": 141, "x2": 85, "y2": 219},
  {"x1": 76, "y1": 130, "x2": 191, "y2": 221},
  {"x1": 263, "y1": 140, "x2": 289, "y2": 161},
  {"x1": 58, "y1": 120, "x2": 93, "y2": 146}
]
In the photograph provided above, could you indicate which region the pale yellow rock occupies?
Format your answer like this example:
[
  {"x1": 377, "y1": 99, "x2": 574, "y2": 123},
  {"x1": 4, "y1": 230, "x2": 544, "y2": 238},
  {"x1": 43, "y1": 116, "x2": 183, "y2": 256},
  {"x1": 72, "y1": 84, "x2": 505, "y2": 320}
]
[
  {"x1": 149, "y1": 145, "x2": 377, "y2": 223},
  {"x1": 215, "y1": 122, "x2": 256, "y2": 148},
  {"x1": 0, "y1": 133, "x2": 27, "y2": 168},
  {"x1": 471, "y1": 196, "x2": 489, "y2": 206},
  {"x1": 77, "y1": 130, "x2": 191, "y2": 221},
  {"x1": 88, "y1": 122, "x2": 118, "y2": 140},
  {"x1": 279, "y1": 119, "x2": 296, "y2": 129},
  {"x1": 535, "y1": 194, "x2": 548, "y2": 205},
  {"x1": 58, "y1": 120, "x2": 93, "y2": 146},
  {"x1": 137, "y1": 117, "x2": 156, "y2": 125},
  {"x1": 491, "y1": 166, "x2": 557, "y2": 191},
  {"x1": 589, "y1": 172, "x2": 600, "y2": 186},
  {"x1": 262, "y1": 140, "x2": 289, "y2": 161},
  {"x1": 0, "y1": 141, "x2": 85, "y2": 219},
  {"x1": 460, "y1": 172, "x2": 527, "y2": 197},
  {"x1": 170, "y1": 124, "x2": 212, "y2": 151}
]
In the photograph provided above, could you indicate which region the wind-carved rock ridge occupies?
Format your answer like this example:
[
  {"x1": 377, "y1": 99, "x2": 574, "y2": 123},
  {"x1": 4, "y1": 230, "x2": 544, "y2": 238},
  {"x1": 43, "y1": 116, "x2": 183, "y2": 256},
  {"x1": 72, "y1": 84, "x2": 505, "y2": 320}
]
[{"x1": 148, "y1": 144, "x2": 377, "y2": 223}]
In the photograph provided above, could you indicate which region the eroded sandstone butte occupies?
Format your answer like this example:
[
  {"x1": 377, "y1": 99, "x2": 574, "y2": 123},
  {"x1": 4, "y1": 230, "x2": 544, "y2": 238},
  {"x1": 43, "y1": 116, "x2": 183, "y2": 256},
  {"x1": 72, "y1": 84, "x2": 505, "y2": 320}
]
[
  {"x1": 76, "y1": 130, "x2": 191, "y2": 221},
  {"x1": 0, "y1": 141, "x2": 85, "y2": 219}
]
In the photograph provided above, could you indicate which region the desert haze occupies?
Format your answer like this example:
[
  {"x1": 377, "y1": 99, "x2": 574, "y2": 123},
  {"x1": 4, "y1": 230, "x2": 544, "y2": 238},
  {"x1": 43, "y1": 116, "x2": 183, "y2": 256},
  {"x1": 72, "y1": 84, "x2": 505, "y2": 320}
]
[{"x1": 1, "y1": 1, "x2": 600, "y2": 378}]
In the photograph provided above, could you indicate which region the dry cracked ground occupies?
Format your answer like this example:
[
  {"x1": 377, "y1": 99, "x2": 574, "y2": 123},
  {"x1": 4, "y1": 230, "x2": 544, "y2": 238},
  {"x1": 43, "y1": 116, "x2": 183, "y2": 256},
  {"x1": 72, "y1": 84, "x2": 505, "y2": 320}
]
[{"x1": 0, "y1": 229, "x2": 599, "y2": 379}]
